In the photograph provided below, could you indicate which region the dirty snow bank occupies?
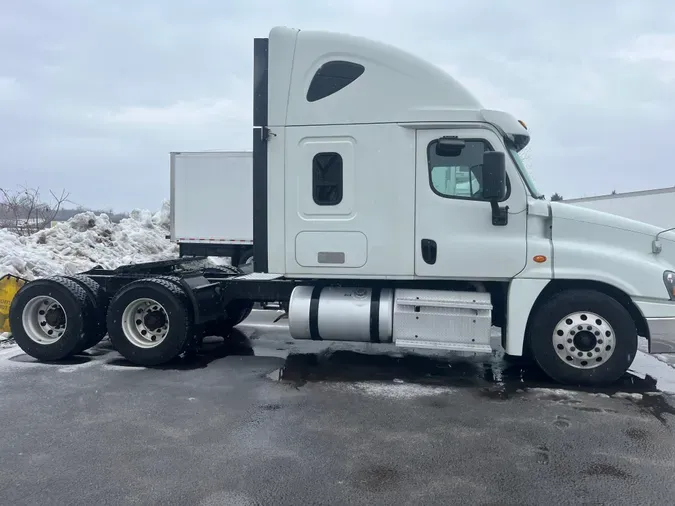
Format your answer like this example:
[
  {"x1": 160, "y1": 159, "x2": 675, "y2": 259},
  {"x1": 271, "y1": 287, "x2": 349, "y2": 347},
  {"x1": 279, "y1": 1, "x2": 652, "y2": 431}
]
[
  {"x1": 629, "y1": 352, "x2": 675, "y2": 395},
  {"x1": 0, "y1": 200, "x2": 176, "y2": 280}
]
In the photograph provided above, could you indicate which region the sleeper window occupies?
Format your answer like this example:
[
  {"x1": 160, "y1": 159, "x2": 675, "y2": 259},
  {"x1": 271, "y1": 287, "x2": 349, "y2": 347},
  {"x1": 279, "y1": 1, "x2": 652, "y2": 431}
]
[{"x1": 313, "y1": 152, "x2": 343, "y2": 206}]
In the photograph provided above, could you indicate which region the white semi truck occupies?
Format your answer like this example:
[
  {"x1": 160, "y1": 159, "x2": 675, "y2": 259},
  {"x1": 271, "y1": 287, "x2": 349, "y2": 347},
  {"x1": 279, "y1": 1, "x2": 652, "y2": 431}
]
[
  {"x1": 567, "y1": 187, "x2": 675, "y2": 229},
  {"x1": 8, "y1": 26, "x2": 675, "y2": 386}
]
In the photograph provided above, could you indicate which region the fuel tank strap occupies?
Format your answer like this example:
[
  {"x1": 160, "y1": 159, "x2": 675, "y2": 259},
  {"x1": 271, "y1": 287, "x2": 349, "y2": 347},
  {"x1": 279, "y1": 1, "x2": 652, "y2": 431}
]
[
  {"x1": 369, "y1": 287, "x2": 381, "y2": 343},
  {"x1": 309, "y1": 286, "x2": 322, "y2": 340}
]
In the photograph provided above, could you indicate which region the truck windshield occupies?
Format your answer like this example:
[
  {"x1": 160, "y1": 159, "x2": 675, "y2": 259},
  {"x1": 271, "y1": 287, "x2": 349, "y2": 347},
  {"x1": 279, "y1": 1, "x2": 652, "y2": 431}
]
[{"x1": 507, "y1": 144, "x2": 543, "y2": 199}]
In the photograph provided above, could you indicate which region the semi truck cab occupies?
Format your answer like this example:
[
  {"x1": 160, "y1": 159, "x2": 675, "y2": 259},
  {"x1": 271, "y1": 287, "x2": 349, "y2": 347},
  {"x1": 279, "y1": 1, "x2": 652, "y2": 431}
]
[
  {"x1": 8, "y1": 26, "x2": 675, "y2": 387},
  {"x1": 252, "y1": 27, "x2": 675, "y2": 383}
]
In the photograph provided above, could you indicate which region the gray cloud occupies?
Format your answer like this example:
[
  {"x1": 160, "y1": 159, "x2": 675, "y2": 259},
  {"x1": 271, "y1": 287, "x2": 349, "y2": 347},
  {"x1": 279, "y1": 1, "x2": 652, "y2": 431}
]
[{"x1": 1, "y1": 0, "x2": 674, "y2": 209}]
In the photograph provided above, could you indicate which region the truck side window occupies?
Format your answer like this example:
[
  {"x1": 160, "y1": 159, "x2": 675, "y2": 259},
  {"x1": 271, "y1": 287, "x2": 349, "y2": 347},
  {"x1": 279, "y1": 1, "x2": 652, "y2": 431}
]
[
  {"x1": 306, "y1": 61, "x2": 365, "y2": 102},
  {"x1": 427, "y1": 139, "x2": 509, "y2": 201},
  {"x1": 313, "y1": 152, "x2": 343, "y2": 206}
]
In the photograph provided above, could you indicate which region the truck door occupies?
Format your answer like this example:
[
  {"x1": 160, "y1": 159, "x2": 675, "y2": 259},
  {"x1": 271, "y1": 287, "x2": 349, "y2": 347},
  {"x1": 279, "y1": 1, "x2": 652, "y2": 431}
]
[{"x1": 414, "y1": 128, "x2": 528, "y2": 279}]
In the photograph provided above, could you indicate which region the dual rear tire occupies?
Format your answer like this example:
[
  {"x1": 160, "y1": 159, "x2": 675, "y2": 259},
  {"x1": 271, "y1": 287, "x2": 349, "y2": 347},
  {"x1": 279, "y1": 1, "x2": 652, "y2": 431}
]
[
  {"x1": 199, "y1": 265, "x2": 253, "y2": 339},
  {"x1": 106, "y1": 277, "x2": 197, "y2": 366},
  {"x1": 202, "y1": 299, "x2": 253, "y2": 339},
  {"x1": 9, "y1": 271, "x2": 251, "y2": 367},
  {"x1": 9, "y1": 276, "x2": 104, "y2": 361}
]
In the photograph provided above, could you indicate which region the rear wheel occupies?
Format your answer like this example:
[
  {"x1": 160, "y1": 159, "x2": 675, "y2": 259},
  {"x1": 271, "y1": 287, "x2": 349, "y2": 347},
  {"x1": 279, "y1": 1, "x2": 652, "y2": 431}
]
[
  {"x1": 199, "y1": 264, "x2": 253, "y2": 339},
  {"x1": 237, "y1": 248, "x2": 254, "y2": 274},
  {"x1": 64, "y1": 274, "x2": 109, "y2": 351},
  {"x1": 203, "y1": 299, "x2": 254, "y2": 338},
  {"x1": 106, "y1": 278, "x2": 196, "y2": 366},
  {"x1": 528, "y1": 289, "x2": 637, "y2": 386},
  {"x1": 8, "y1": 277, "x2": 94, "y2": 361}
]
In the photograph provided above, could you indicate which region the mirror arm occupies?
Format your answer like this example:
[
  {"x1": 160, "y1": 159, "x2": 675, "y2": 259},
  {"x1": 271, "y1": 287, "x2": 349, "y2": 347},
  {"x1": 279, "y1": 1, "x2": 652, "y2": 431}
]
[{"x1": 490, "y1": 201, "x2": 509, "y2": 226}]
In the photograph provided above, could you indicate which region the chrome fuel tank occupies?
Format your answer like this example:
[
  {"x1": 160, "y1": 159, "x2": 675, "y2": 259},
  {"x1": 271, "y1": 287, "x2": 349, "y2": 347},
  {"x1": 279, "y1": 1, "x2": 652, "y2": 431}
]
[{"x1": 288, "y1": 286, "x2": 394, "y2": 342}]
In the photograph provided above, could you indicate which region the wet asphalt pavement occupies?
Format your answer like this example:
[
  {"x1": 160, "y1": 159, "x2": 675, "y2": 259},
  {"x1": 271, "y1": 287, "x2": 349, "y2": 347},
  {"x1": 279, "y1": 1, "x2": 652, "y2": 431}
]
[{"x1": 0, "y1": 310, "x2": 674, "y2": 505}]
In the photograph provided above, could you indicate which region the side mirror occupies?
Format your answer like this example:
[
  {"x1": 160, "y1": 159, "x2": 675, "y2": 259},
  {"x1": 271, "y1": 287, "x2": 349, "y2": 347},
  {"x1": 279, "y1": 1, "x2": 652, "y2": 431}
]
[{"x1": 481, "y1": 151, "x2": 506, "y2": 201}]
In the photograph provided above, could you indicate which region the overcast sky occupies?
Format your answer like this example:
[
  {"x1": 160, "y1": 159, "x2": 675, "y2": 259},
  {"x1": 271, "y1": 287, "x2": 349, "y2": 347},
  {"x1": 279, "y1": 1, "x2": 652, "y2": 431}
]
[{"x1": 1, "y1": 0, "x2": 674, "y2": 211}]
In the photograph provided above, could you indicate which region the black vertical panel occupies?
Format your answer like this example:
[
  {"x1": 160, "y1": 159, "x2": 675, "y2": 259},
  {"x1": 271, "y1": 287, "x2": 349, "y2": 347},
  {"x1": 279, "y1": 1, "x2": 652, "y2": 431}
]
[
  {"x1": 252, "y1": 37, "x2": 269, "y2": 273},
  {"x1": 253, "y1": 38, "x2": 269, "y2": 127},
  {"x1": 252, "y1": 128, "x2": 268, "y2": 273},
  {"x1": 309, "y1": 286, "x2": 323, "y2": 340}
]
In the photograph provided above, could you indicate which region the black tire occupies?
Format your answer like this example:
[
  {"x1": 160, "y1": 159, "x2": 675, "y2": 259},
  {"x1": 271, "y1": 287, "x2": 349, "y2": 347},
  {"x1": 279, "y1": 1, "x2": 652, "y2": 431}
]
[
  {"x1": 201, "y1": 263, "x2": 251, "y2": 328},
  {"x1": 64, "y1": 274, "x2": 109, "y2": 351},
  {"x1": 528, "y1": 289, "x2": 637, "y2": 386},
  {"x1": 8, "y1": 277, "x2": 94, "y2": 361},
  {"x1": 195, "y1": 264, "x2": 253, "y2": 338},
  {"x1": 106, "y1": 277, "x2": 196, "y2": 366},
  {"x1": 237, "y1": 248, "x2": 254, "y2": 273},
  {"x1": 203, "y1": 299, "x2": 254, "y2": 338},
  {"x1": 202, "y1": 317, "x2": 233, "y2": 339},
  {"x1": 201, "y1": 264, "x2": 240, "y2": 279},
  {"x1": 234, "y1": 299, "x2": 254, "y2": 324},
  {"x1": 212, "y1": 264, "x2": 240, "y2": 275},
  {"x1": 152, "y1": 275, "x2": 185, "y2": 291}
]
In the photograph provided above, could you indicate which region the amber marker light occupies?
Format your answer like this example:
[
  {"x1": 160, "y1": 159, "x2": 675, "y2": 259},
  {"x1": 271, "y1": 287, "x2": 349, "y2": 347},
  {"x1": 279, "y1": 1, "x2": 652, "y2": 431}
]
[{"x1": 533, "y1": 255, "x2": 547, "y2": 263}]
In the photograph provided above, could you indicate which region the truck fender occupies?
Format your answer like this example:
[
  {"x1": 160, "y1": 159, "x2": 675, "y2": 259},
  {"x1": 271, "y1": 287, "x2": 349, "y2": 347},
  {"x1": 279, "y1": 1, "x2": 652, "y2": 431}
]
[{"x1": 505, "y1": 278, "x2": 550, "y2": 356}]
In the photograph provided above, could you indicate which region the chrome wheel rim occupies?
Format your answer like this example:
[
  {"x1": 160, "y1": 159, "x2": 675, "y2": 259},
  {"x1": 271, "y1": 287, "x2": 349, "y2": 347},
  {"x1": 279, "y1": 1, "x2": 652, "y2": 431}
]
[
  {"x1": 21, "y1": 296, "x2": 67, "y2": 345},
  {"x1": 552, "y1": 311, "x2": 615, "y2": 369},
  {"x1": 121, "y1": 298, "x2": 170, "y2": 349}
]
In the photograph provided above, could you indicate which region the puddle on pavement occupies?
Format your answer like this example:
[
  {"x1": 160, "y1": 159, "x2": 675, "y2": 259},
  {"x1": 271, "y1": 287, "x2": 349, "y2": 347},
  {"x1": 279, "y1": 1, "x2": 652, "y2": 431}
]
[
  {"x1": 106, "y1": 330, "x2": 257, "y2": 370},
  {"x1": 6, "y1": 329, "x2": 285, "y2": 372},
  {"x1": 634, "y1": 392, "x2": 675, "y2": 426},
  {"x1": 265, "y1": 348, "x2": 664, "y2": 399}
]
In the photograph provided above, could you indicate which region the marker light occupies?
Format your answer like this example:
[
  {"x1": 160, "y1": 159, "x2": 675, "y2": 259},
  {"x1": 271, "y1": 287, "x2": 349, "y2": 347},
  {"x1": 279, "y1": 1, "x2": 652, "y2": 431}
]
[
  {"x1": 518, "y1": 120, "x2": 528, "y2": 130},
  {"x1": 664, "y1": 271, "x2": 675, "y2": 300},
  {"x1": 533, "y1": 255, "x2": 547, "y2": 263}
]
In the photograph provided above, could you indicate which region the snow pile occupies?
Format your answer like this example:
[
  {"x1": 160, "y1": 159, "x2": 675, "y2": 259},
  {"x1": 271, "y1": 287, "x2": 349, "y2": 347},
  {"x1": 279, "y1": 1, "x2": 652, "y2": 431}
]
[
  {"x1": 0, "y1": 201, "x2": 177, "y2": 281},
  {"x1": 629, "y1": 352, "x2": 675, "y2": 395}
]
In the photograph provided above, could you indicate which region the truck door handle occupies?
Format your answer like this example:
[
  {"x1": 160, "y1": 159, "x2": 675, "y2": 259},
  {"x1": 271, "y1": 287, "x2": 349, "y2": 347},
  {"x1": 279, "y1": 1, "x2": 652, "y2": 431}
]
[{"x1": 421, "y1": 239, "x2": 437, "y2": 265}]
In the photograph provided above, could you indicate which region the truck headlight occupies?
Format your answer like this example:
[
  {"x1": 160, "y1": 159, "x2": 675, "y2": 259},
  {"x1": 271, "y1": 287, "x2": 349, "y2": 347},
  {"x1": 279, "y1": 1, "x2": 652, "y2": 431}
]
[{"x1": 664, "y1": 271, "x2": 675, "y2": 300}]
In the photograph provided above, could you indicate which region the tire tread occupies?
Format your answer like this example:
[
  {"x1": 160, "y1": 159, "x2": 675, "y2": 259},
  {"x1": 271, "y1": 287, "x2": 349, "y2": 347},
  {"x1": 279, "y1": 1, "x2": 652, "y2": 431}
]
[
  {"x1": 9, "y1": 276, "x2": 92, "y2": 360},
  {"x1": 64, "y1": 274, "x2": 108, "y2": 350},
  {"x1": 528, "y1": 289, "x2": 637, "y2": 386},
  {"x1": 106, "y1": 277, "x2": 196, "y2": 365}
]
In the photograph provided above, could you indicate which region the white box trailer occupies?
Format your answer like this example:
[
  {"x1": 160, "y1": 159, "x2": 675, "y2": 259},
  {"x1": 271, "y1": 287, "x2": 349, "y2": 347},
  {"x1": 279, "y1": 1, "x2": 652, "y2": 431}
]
[
  {"x1": 567, "y1": 187, "x2": 675, "y2": 229},
  {"x1": 170, "y1": 151, "x2": 254, "y2": 269}
]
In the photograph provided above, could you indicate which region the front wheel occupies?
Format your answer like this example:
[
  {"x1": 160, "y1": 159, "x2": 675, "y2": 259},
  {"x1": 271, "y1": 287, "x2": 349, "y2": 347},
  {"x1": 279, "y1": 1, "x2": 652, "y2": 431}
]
[{"x1": 527, "y1": 289, "x2": 637, "y2": 386}]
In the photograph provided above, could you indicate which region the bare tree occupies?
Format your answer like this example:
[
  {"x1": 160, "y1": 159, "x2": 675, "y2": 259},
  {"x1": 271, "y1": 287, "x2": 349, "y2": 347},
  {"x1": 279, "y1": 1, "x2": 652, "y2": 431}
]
[
  {"x1": 0, "y1": 186, "x2": 71, "y2": 235},
  {"x1": 550, "y1": 193, "x2": 563, "y2": 201}
]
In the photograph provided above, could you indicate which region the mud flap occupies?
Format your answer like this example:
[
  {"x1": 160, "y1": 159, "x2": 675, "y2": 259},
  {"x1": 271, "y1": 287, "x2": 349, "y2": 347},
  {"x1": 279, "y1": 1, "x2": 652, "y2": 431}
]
[{"x1": 0, "y1": 274, "x2": 27, "y2": 333}]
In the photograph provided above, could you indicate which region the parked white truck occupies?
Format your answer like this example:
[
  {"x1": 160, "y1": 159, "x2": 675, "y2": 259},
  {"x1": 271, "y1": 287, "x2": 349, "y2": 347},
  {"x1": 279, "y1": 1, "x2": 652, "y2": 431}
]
[
  {"x1": 568, "y1": 187, "x2": 675, "y2": 229},
  {"x1": 8, "y1": 26, "x2": 675, "y2": 386},
  {"x1": 170, "y1": 151, "x2": 254, "y2": 270}
]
